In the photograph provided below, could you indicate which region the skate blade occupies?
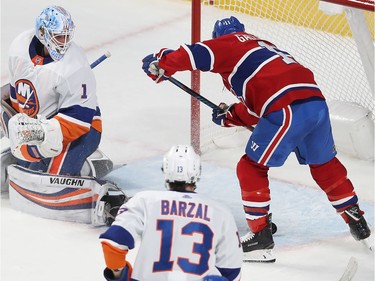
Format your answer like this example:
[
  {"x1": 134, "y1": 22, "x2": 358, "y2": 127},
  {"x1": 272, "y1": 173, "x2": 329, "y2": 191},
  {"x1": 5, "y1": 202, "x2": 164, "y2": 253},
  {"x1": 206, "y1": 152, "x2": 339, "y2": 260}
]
[
  {"x1": 243, "y1": 249, "x2": 276, "y2": 263},
  {"x1": 361, "y1": 236, "x2": 373, "y2": 252}
]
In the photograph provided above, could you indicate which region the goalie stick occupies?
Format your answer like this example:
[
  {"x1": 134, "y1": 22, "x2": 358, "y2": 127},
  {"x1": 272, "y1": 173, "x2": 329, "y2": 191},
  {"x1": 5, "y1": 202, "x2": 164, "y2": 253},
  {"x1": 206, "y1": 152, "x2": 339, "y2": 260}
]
[
  {"x1": 166, "y1": 76, "x2": 254, "y2": 132},
  {"x1": 90, "y1": 51, "x2": 111, "y2": 69}
]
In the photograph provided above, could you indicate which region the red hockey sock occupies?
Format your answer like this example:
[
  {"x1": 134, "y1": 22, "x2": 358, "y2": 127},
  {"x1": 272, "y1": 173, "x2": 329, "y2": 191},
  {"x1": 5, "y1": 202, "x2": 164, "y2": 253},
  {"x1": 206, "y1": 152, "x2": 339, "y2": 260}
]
[
  {"x1": 310, "y1": 157, "x2": 358, "y2": 219},
  {"x1": 237, "y1": 154, "x2": 270, "y2": 233}
]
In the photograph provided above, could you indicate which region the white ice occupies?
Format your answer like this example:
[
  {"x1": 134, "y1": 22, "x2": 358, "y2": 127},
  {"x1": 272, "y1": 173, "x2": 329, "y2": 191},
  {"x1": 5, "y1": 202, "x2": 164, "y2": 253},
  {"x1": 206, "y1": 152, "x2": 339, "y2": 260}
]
[{"x1": 1, "y1": 0, "x2": 374, "y2": 280}]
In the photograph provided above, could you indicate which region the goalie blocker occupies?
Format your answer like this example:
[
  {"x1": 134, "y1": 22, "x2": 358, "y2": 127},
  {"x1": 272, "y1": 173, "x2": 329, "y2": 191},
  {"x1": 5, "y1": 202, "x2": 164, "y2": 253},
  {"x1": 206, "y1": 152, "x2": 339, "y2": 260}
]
[{"x1": 7, "y1": 165, "x2": 127, "y2": 226}]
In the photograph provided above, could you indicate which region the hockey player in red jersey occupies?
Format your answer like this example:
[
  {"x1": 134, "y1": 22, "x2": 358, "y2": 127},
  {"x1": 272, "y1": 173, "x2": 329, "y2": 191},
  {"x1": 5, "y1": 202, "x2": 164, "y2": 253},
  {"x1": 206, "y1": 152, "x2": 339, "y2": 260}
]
[{"x1": 142, "y1": 16, "x2": 372, "y2": 262}]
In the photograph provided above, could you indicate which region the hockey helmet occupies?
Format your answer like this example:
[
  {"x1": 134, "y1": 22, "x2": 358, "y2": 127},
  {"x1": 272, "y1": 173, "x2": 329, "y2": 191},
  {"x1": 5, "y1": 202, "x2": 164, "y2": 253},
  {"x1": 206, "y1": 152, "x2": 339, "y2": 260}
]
[
  {"x1": 35, "y1": 5, "x2": 75, "y2": 61},
  {"x1": 212, "y1": 16, "x2": 245, "y2": 39},
  {"x1": 162, "y1": 145, "x2": 201, "y2": 184}
]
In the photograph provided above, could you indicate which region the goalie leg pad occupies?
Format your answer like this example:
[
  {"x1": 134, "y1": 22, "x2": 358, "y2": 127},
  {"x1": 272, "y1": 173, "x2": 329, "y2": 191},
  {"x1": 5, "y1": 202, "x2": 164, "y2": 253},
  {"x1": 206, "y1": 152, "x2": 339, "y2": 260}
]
[
  {"x1": 1, "y1": 143, "x2": 17, "y2": 193},
  {"x1": 7, "y1": 164, "x2": 127, "y2": 225}
]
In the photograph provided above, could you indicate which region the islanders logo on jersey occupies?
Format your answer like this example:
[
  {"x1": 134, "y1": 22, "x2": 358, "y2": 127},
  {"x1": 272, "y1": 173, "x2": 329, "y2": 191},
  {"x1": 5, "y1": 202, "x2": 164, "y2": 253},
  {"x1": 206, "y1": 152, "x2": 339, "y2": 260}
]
[{"x1": 15, "y1": 79, "x2": 39, "y2": 117}]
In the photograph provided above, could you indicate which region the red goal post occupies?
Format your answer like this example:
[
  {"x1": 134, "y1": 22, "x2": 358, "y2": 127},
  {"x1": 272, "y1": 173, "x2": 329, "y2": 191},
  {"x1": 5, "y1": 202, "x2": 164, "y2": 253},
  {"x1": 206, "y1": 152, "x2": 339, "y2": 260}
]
[
  {"x1": 191, "y1": 0, "x2": 374, "y2": 160},
  {"x1": 321, "y1": 0, "x2": 374, "y2": 11}
]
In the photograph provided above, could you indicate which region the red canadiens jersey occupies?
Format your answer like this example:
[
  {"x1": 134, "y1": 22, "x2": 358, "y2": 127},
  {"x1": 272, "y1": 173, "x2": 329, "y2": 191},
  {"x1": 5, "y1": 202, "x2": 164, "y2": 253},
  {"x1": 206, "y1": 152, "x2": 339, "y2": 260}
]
[{"x1": 159, "y1": 32, "x2": 324, "y2": 126}]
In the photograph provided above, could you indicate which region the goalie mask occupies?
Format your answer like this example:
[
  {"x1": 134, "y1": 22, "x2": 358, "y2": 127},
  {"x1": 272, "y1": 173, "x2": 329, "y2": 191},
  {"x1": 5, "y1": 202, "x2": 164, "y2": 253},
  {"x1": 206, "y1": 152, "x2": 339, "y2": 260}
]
[
  {"x1": 162, "y1": 145, "x2": 201, "y2": 184},
  {"x1": 35, "y1": 5, "x2": 75, "y2": 61},
  {"x1": 212, "y1": 16, "x2": 245, "y2": 39}
]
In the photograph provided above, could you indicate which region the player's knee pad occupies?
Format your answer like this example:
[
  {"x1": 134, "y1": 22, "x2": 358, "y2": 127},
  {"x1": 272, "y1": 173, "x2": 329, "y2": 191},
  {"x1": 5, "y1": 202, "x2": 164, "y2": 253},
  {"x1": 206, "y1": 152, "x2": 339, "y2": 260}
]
[
  {"x1": 309, "y1": 157, "x2": 353, "y2": 195},
  {"x1": 236, "y1": 154, "x2": 270, "y2": 195}
]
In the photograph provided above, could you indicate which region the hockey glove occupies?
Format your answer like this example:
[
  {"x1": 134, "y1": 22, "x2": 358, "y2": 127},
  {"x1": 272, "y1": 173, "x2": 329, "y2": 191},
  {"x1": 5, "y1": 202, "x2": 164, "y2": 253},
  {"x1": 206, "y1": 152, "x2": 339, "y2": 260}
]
[
  {"x1": 103, "y1": 262, "x2": 132, "y2": 281},
  {"x1": 9, "y1": 113, "x2": 63, "y2": 161},
  {"x1": 212, "y1": 102, "x2": 232, "y2": 126},
  {"x1": 142, "y1": 48, "x2": 173, "y2": 83}
]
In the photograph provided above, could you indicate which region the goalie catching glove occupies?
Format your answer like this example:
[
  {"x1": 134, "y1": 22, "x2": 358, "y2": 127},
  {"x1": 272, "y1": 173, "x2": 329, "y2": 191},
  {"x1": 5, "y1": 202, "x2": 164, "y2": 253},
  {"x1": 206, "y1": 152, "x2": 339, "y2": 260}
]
[
  {"x1": 8, "y1": 113, "x2": 63, "y2": 161},
  {"x1": 142, "y1": 48, "x2": 174, "y2": 83}
]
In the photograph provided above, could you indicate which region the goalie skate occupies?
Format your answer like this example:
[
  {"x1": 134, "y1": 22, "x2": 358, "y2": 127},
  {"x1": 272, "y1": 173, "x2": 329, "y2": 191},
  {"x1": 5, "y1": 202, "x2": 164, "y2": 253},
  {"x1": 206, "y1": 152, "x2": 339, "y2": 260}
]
[{"x1": 101, "y1": 184, "x2": 127, "y2": 226}]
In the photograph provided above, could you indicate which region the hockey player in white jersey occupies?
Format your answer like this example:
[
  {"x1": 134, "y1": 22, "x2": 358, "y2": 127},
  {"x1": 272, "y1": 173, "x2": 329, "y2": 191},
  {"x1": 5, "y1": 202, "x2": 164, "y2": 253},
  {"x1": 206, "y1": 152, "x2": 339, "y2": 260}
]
[
  {"x1": 5, "y1": 5, "x2": 104, "y2": 176},
  {"x1": 1, "y1": 5, "x2": 124, "y2": 226},
  {"x1": 99, "y1": 145, "x2": 242, "y2": 281}
]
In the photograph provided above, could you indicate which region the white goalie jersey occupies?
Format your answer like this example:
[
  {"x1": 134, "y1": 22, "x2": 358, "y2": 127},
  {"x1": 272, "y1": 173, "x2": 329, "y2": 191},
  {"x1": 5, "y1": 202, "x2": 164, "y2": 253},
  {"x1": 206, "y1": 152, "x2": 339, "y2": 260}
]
[
  {"x1": 100, "y1": 190, "x2": 242, "y2": 281},
  {"x1": 6, "y1": 29, "x2": 102, "y2": 163},
  {"x1": 7, "y1": 29, "x2": 101, "y2": 145}
]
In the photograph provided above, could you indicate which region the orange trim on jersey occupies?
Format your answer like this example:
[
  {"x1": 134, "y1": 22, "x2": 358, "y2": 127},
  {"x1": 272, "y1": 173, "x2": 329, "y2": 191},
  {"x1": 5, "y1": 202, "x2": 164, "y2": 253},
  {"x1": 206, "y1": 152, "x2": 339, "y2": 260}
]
[
  {"x1": 20, "y1": 145, "x2": 40, "y2": 162},
  {"x1": 31, "y1": 55, "x2": 45, "y2": 66},
  {"x1": 91, "y1": 118, "x2": 102, "y2": 133},
  {"x1": 101, "y1": 241, "x2": 128, "y2": 270},
  {"x1": 10, "y1": 100, "x2": 20, "y2": 112},
  {"x1": 54, "y1": 116, "x2": 90, "y2": 144},
  {"x1": 48, "y1": 145, "x2": 69, "y2": 174}
]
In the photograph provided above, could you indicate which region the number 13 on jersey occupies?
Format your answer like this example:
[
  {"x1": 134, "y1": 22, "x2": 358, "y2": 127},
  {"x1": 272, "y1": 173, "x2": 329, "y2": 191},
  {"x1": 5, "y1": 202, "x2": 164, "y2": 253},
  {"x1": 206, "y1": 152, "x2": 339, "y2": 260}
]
[{"x1": 153, "y1": 219, "x2": 214, "y2": 275}]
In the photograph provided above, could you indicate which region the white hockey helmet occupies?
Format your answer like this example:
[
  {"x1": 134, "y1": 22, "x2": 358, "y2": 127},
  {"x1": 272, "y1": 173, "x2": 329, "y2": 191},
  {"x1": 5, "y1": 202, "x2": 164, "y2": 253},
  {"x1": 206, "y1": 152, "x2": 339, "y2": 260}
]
[
  {"x1": 35, "y1": 5, "x2": 75, "y2": 61},
  {"x1": 162, "y1": 145, "x2": 201, "y2": 184}
]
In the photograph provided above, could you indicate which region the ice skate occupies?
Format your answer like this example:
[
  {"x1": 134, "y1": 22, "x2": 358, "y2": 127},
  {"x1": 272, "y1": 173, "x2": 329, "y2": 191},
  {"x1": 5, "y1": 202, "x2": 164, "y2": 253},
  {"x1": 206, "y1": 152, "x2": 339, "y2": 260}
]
[
  {"x1": 102, "y1": 184, "x2": 127, "y2": 226},
  {"x1": 344, "y1": 205, "x2": 372, "y2": 251},
  {"x1": 241, "y1": 214, "x2": 275, "y2": 263}
]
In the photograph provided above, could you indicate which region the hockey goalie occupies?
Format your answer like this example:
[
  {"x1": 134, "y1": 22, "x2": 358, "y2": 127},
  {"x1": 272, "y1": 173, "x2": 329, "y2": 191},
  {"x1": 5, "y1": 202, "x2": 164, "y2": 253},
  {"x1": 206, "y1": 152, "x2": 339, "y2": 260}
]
[
  {"x1": 0, "y1": 5, "x2": 127, "y2": 226},
  {"x1": 1, "y1": 91, "x2": 127, "y2": 226}
]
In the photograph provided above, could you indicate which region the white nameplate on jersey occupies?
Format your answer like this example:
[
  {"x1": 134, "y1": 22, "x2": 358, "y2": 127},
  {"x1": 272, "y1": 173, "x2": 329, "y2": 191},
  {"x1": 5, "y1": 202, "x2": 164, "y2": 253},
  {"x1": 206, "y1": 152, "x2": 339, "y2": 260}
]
[{"x1": 7, "y1": 164, "x2": 109, "y2": 225}]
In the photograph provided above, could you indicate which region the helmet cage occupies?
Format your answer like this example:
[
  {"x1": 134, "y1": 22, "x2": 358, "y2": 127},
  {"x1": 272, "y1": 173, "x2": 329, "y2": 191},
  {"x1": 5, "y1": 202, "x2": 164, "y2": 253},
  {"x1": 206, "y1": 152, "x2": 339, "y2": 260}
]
[{"x1": 36, "y1": 6, "x2": 75, "y2": 61}]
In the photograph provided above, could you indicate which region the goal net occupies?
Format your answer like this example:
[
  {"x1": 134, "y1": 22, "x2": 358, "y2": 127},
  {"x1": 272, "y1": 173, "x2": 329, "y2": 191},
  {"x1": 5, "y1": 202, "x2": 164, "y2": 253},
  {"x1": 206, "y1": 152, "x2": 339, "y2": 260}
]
[{"x1": 194, "y1": 0, "x2": 374, "y2": 159}]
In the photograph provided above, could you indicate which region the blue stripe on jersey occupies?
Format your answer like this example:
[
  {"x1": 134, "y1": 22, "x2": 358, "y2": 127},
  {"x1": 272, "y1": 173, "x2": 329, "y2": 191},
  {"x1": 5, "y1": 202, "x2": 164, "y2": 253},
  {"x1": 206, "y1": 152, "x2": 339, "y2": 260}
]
[
  {"x1": 10, "y1": 85, "x2": 16, "y2": 99},
  {"x1": 99, "y1": 225, "x2": 135, "y2": 250},
  {"x1": 217, "y1": 267, "x2": 241, "y2": 281},
  {"x1": 244, "y1": 206, "x2": 270, "y2": 217},
  {"x1": 230, "y1": 47, "x2": 278, "y2": 98},
  {"x1": 188, "y1": 44, "x2": 212, "y2": 71},
  {"x1": 94, "y1": 106, "x2": 101, "y2": 117},
  {"x1": 262, "y1": 85, "x2": 322, "y2": 115},
  {"x1": 59, "y1": 105, "x2": 96, "y2": 123},
  {"x1": 27, "y1": 145, "x2": 42, "y2": 159}
]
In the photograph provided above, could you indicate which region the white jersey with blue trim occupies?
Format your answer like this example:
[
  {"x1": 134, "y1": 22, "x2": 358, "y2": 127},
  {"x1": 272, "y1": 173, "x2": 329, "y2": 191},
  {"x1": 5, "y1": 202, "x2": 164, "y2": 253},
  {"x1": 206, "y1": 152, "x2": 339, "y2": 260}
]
[
  {"x1": 111, "y1": 190, "x2": 242, "y2": 281},
  {"x1": 8, "y1": 30, "x2": 99, "y2": 140}
]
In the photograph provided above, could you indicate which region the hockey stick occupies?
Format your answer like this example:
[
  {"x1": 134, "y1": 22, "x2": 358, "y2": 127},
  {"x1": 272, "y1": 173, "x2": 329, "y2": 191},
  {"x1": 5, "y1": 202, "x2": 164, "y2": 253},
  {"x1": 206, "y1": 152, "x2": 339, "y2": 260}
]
[
  {"x1": 167, "y1": 76, "x2": 254, "y2": 131},
  {"x1": 167, "y1": 76, "x2": 220, "y2": 110},
  {"x1": 90, "y1": 51, "x2": 111, "y2": 69},
  {"x1": 338, "y1": 256, "x2": 358, "y2": 281}
]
